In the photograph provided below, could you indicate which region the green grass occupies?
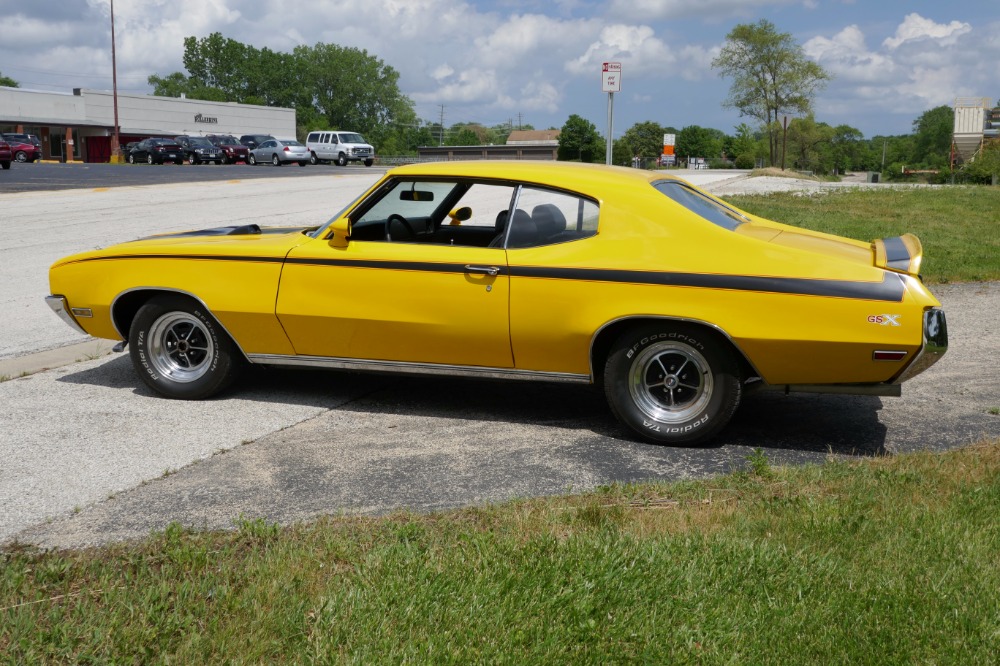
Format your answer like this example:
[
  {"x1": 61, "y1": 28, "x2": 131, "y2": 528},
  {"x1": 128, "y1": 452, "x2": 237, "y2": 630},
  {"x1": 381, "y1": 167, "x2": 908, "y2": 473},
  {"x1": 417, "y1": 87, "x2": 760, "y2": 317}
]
[
  {"x1": 3, "y1": 439, "x2": 999, "y2": 663},
  {"x1": 724, "y1": 186, "x2": 1000, "y2": 283}
]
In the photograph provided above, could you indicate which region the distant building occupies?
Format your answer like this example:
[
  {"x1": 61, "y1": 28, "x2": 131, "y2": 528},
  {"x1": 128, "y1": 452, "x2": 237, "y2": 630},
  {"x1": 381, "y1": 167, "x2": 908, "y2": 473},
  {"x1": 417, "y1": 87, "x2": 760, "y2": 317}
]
[
  {"x1": 417, "y1": 129, "x2": 561, "y2": 161},
  {"x1": 952, "y1": 97, "x2": 1000, "y2": 166},
  {"x1": 0, "y1": 87, "x2": 295, "y2": 162}
]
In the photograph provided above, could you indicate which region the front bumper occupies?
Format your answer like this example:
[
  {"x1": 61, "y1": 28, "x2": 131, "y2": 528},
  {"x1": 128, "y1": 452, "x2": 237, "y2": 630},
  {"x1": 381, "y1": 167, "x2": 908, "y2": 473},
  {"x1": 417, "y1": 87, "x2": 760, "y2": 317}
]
[{"x1": 45, "y1": 295, "x2": 88, "y2": 335}]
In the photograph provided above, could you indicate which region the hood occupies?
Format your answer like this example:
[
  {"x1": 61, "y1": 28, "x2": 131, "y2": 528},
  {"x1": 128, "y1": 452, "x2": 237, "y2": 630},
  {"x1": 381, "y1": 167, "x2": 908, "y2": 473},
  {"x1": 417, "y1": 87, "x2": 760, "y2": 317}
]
[{"x1": 140, "y1": 224, "x2": 311, "y2": 240}]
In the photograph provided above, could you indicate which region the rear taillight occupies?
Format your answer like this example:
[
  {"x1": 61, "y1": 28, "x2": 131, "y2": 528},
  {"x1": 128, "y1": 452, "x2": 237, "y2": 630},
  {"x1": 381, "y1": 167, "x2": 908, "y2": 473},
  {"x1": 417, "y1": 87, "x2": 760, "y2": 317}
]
[{"x1": 283, "y1": 146, "x2": 290, "y2": 152}]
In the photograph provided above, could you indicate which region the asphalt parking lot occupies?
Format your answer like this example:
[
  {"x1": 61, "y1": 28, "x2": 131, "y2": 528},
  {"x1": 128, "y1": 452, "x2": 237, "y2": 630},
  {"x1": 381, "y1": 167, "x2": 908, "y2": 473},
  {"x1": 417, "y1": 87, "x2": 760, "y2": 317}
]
[
  {"x1": 0, "y1": 160, "x2": 383, "y2": 193},
  {"x1": 2, "y1": 167, "x2": 997, "y2": 549}
]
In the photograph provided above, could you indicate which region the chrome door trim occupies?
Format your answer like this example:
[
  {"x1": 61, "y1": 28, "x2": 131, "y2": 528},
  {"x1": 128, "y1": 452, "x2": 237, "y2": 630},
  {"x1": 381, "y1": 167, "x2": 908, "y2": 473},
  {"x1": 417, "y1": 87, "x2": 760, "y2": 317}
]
[{"x1": 247, "y1": 353, "x2": 592, "y2": 384}]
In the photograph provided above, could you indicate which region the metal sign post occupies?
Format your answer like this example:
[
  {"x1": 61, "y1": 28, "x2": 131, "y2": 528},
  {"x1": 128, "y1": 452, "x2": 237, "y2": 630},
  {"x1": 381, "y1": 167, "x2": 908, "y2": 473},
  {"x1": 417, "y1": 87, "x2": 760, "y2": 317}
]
[{"x1": 602, "y1": 62, "x2": 621, "y2": 165}]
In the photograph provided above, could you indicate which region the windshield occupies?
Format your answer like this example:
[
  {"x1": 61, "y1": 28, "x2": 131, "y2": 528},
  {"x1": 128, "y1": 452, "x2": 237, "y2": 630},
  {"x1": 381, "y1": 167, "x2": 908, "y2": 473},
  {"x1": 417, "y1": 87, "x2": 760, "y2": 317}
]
[
  {"x1": 190, "y1": 138, "x2": 213, "y2": 147},
  {"x1": 339, "y1": 133, "x2": 366, "y2": 144},
  {"x1": 652, "y1": 180, "x2": 748, "y2": 231}
]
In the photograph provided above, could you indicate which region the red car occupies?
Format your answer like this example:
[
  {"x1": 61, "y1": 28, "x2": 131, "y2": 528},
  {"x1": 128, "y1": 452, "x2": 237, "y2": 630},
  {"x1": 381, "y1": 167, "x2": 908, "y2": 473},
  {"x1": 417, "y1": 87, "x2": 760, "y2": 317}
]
[
  {"x1": 2, "y1": 134, "x2": 40, "y2": 163},
  {"x1": 206, "y1": 135, "x2": 250, "y2": 164},
  {"x1": 0, "y1": 139, "x2": 11, "y2": 170}
]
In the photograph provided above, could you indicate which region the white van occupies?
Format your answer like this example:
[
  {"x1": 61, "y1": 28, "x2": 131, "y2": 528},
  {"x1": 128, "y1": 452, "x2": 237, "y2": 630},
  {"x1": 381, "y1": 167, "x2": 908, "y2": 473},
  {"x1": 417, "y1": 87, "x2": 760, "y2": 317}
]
[{"x1": 305, "y1": 130, "x2": 375, "y2": 166}]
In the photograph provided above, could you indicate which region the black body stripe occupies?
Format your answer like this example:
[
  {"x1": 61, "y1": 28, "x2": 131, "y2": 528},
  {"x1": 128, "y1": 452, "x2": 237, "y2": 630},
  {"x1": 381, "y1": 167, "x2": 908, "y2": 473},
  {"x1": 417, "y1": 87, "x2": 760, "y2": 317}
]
[
  {"x1": 74, "y1": 254, "x2": 906, "y2": 302},
  {"x1": 882, "y1": 236, "x2": 912, "y2": 271}
]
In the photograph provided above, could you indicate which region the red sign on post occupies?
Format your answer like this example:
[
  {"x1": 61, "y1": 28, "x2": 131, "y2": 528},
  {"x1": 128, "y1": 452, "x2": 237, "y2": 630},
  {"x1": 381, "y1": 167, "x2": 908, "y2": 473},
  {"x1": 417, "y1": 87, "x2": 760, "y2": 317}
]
[{"x1": 602, "y1": 62, "x2": 621, "y2": 93}]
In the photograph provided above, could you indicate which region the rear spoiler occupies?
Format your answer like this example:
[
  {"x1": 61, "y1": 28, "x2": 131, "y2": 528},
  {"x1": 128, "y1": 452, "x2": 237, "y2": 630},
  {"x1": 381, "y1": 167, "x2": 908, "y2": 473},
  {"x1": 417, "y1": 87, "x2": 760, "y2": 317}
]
[{"x1": 873, "y1": 234, "x2": 923, "y2": 277}]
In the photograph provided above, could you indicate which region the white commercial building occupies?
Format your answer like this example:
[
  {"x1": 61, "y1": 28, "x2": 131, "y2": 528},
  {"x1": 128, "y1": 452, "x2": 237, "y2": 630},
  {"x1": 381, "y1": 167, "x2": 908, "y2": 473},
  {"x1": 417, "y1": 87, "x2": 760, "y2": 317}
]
[{"x1": 0, "y1": 87, "x2": 296, "y2": 162}]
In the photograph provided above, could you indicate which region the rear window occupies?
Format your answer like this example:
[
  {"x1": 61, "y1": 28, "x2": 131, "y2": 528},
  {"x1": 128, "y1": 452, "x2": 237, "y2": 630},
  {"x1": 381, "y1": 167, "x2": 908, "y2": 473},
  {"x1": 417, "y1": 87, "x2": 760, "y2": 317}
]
[{"x1": 652, "y1": 180, "x2": 748, "y2": 231}]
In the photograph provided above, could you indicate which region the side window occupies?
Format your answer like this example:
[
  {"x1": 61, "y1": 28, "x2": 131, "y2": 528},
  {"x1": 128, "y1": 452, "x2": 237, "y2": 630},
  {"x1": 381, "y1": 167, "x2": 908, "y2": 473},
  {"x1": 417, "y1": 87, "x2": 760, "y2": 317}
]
[
  {"x1": 506, "y1": 187, "x2": 599, "y2": 249},
  {"x1": 307, "y1": 133, "x2": 317, "y2": 143},
  {"x1": 331, "y1": 134, "x2": 340, "y2": 145}
]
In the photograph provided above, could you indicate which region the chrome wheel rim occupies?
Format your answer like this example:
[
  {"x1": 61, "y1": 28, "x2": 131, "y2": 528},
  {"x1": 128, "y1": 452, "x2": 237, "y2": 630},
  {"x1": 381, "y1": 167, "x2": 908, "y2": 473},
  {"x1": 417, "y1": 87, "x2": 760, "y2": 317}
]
[
  {"x1": 147, "y1": 312, "x2": 214, "y2": 383},
  {"x1": 628, "y1": 342, "x2": 712, "y2": 423}
]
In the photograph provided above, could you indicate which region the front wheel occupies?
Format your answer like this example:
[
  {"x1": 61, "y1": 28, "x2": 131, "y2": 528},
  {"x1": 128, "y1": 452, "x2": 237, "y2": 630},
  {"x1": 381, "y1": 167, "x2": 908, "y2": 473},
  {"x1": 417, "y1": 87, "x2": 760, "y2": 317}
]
[
  {"x1": 15, "y1": 151, "x2": 27, "y2": 163},
  {"x1": 129, "y1": 295, "x2": 242, "y2": 399},
  {"x1": 271, "y1": 154, "x2": 281, "y2": 166},
  {"x1": 147, "y1": 155, "x2": 154, "y2": 165},
  {"x1": 603, "y1": 324, "x2": 741, "y2": 445},
  {"x1": 310, "y1": 153, "x2": 319, "y2": 165},
  {"x1": 364, "y1": 159, "x2": 374, "y2": 167},
  {"x1": 336, "y1": 153, "x2": 347, "y2": 167}
]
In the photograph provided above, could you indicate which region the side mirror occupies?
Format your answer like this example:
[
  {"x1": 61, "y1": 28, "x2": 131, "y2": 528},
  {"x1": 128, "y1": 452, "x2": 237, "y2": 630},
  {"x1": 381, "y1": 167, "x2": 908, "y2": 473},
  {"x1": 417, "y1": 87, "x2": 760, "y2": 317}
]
[
  {"x1": 448, "y1": 206, "x2": 472, "y2": 225},
  {"x1": 329, "y1": 218, "x2": 351, "y2": 248}
]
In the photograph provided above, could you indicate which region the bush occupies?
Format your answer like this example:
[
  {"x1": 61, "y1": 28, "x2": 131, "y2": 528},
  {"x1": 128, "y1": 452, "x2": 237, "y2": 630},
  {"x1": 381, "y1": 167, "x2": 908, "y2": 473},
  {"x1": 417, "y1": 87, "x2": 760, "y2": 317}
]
[{"x1": 734, "y1": 153, "x2": 755, "y2": 169}]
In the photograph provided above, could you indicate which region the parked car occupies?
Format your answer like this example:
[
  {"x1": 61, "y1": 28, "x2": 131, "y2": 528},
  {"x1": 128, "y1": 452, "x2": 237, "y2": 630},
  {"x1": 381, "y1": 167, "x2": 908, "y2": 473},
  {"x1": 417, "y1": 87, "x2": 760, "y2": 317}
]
[
  {"x1": 305, "y1": 130, "x2": 375, "y2": 166},
  {"x1": 239, "y1": 134, "x2": 274, "y2": 150},
  {"x1": 44, "y1": 161, "x2": 948, "y2": 445},
  {"x1": 206, "y1": 135, "x2": 250, "y2": 164},
  {"x1": 175, "y1": 135, "x2": 224, "y2": 164},
  {"x1": 2, "y1": 132, "x2": 41, "y2": 150},
  {"x1": 2, "y1": 136, "x2": 40, "y2": 163},
  {"x1": 248, "y1": 138, "x2": 310, "y2": 166},
  {"x1": 0, "y1": 138, "x2": 11, "y2": 170},
  {"x1": 128, "y1": 138, "x2": 184, "y2": 165}
]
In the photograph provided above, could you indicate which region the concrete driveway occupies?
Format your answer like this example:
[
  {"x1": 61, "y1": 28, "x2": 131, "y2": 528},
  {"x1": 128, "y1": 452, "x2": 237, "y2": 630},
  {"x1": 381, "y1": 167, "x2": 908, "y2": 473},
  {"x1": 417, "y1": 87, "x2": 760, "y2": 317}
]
[{"x1": 2, "y1": 169, "x2": 996, "y2": 548}]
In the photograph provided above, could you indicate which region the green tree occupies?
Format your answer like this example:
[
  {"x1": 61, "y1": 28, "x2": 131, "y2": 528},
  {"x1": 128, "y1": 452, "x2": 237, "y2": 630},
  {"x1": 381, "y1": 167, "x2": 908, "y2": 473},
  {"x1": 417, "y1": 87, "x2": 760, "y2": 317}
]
[
  {"x1": 676, "y1": 125, "x2": 724, "y2": 163},
  {"x1": 712, "y1": 19, "x2": 830, "y2": 167},
  {"x1": 620, "y1": 121, "x2": 671, "y2": 160},
  {"x1": 910, "y1": 105, "x2": 953, "y2": 167},
  {"x1": 558, "y1": 114, "x2": 604, "y2": 162},
  {"x1": 147, "y1": 72, "x2": 227, "y2": 101},
  {"x1": 0, "y1": 71, "x2": 18, "y2": 87}
]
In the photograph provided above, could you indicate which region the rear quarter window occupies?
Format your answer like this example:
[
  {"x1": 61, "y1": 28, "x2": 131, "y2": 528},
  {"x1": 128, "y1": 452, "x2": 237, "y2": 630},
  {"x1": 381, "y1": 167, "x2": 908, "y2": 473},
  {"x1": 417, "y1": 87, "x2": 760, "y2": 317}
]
[{"x1": 652, "y1": 180, "x2": 748, "y2": 231}]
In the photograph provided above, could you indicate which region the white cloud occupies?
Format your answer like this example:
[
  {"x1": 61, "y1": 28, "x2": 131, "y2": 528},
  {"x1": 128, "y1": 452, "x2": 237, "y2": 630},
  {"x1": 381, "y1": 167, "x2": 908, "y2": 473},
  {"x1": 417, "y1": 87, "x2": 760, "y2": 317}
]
[
  {"x1": 883, "y1": 13, "x2": 971, "y2": 50},
  {"x1": 606, "y1": 0, "x2": 804, "y2": 21}
]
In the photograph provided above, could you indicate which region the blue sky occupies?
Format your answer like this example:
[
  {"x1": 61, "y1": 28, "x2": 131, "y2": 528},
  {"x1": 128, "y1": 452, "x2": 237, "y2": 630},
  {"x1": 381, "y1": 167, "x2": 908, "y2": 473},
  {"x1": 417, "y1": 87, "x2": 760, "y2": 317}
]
[{"x1": 1, "y1": 0, "x2": 997, "y2": 139}]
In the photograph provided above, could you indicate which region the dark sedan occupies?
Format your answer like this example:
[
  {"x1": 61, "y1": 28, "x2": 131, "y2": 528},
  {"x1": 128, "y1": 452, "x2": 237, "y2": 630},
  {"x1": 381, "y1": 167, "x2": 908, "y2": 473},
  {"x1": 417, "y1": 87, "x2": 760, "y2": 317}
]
[
  {"x1": 128, "y1": 138, "x2": 185, "y2": 165},
  {"x1": 0, "y1": 139, "x2": 11, "y2": 170}
]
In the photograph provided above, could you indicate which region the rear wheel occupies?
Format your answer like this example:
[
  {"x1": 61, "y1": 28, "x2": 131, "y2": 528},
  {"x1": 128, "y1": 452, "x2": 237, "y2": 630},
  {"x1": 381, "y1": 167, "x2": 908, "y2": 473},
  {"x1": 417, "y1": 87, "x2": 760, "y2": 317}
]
[
  {"x1": 603, "y1": 324, "x2": 741, "y2": 445},
  {"x1": 298, "y1": 160, "x2": 308, "y2": 167},
  {"x1": 129, "y1": 295, "x2": 242, "y2": 400},
  {"x1": 0, "y1": 160, "x2": 10, "y2": 170},
  {"x1": 272, "y1": 154, "x2": 281, "y2": 166}
]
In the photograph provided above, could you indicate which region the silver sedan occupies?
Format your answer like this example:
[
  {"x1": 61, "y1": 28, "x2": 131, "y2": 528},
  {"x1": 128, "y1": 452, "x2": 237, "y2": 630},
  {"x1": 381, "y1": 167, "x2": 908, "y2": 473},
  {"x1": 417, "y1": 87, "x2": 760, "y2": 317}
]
[{"x1": 248, "y1": 139, "x2": 310, "y2": 167}]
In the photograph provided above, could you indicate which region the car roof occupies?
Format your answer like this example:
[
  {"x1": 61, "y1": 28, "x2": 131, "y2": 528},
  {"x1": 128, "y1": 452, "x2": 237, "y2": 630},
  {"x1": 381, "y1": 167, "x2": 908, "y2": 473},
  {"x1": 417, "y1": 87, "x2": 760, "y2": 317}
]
[{"x1": 386, "y1": 160, "x2": 683, "y2": 197}]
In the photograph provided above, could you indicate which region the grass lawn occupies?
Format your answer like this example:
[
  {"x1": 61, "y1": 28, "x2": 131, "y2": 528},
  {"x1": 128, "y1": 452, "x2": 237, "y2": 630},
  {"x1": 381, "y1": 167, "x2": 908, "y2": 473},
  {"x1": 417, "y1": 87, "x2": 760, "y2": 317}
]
[
  {"x1": 3, "y1": 439, "x2": 999, "y2": 663},
  {"x1": 724, "y1": 186, "x2": 1000, "y2": 283}
]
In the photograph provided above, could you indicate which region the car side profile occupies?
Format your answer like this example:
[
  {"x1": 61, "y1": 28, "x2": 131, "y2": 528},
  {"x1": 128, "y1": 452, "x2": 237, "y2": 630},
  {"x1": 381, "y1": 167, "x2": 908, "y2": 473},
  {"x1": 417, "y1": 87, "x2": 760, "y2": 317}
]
[
  {"x1": 305, "y1": 130, "x2": 375, "y2": 166},
  {"x1": 46, "y1": 162, "x2": 947, "y2": 446},
  {"x1": 0, "y1": 138, "x2": 11, "y2": 169},
  {"x1": 248, "y1": 138, "x2": 310, "y2": 166},
  {"x1": 128, "y1": 138, "x2": 184, "y2": 165}
]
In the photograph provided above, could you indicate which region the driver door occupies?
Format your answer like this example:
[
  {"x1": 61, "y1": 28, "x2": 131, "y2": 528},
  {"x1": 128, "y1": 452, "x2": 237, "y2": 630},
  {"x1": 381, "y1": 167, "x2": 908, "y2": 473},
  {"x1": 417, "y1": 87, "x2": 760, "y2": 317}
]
[{"x1": 276, "y1": 180, "x2": 514, "y2": 369}]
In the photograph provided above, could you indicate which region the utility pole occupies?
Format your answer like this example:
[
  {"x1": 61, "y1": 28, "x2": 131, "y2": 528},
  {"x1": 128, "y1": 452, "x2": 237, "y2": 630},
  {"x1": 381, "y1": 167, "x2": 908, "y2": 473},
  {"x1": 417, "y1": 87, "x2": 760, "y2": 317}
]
[
  {"x1": 439, "y1": 105, "x2": 445, "y2": 146},
  {"x1": 110, "y1": 0, "x2": 122, "y2": 163}
]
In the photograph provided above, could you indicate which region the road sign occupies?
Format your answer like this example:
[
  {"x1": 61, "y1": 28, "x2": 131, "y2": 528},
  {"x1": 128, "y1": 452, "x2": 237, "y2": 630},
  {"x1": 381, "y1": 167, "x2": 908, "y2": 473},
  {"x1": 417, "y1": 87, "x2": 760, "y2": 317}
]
[{"x1": 602, "y1": 62, "x2": 621, "y2": 93}]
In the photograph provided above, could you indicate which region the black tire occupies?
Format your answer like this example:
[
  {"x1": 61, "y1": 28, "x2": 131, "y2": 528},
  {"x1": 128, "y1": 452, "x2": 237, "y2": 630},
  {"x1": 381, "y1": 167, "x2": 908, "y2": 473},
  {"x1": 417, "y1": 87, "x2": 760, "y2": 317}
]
[
  {"x1": 248, "y1": 154, "x2": 257, "y2": 165},
  {"x1": 147, "y1": 155, "x2": 154, "y2": 165},
  {"x1": 15, "y1": 151, "x2": 27, "y2": 163},
  {"x1": 220, "y1": 154, "x2": 229, "y2": 165},
  {"x1": 603, "y1": 324, "x2": 741, "y2": 445},
  {"x1": 310, "y1": 152, "x2": 319, "y2": 165},
  {"x1": 364, "y1": 159, "x2": 374, "y2": 167},
  {"x1": 336, "y1": 153, "x2": 347, "y2": 167},
  {"x1": 129, "y1": 295, "x2": 242, "y2": 400},
  {"x1": 0, "y1": 160, "x2": 10, "y2": 170},
  {"x1": 271, "y1": 154, "x2": 281, "y2": 166},
  {"x1": 128, "y1": 153, "x2": 136, "y2": 164},
  {"x1": 298, "y1": 160, "x2": 308, "y2": 167},
  {"x1": 189, "y1": 155, "x2": 199, "y2": 165}
]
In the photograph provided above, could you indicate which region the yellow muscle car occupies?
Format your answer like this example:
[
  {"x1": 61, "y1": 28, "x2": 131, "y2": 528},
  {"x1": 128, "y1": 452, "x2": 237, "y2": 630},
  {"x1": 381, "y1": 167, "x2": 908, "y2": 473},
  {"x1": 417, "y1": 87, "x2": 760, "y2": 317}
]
[{"x1": 46, "y1": 162, "x2": 947, "y2": 445}]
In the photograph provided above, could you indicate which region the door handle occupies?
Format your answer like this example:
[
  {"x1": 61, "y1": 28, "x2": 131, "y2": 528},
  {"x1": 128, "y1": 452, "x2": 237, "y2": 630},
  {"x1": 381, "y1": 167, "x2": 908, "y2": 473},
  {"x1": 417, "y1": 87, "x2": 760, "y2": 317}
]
[{"x1": 465, "y1": 265, "x2": 500, "y2": 276}]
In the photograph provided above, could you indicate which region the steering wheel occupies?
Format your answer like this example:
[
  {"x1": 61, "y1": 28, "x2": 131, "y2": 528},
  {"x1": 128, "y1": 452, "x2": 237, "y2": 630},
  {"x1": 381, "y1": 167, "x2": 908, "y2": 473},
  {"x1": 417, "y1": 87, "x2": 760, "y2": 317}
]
[{"x1": 385, "y1": 213, "x2": 416, "y2": 241}]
